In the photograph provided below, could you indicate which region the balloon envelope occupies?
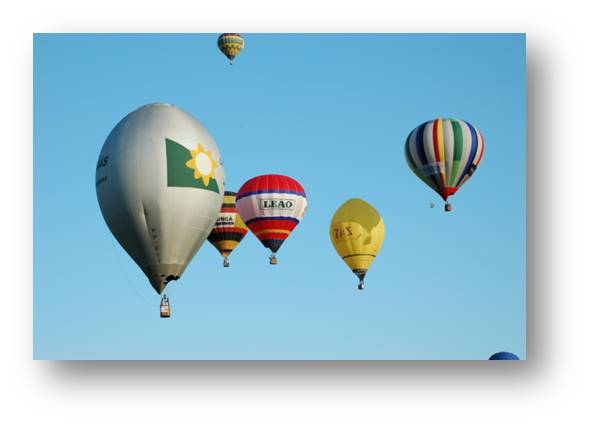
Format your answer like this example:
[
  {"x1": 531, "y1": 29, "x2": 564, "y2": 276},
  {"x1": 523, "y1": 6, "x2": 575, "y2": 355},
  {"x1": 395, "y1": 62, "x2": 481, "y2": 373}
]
[
  {"x1": 489, "y1": 352, "x2": 520, "y2": 360},
  {"x1": 207, "y1": 191, "x2": 249, "y2": 259},
  {"x1": 405, "y1": 118, "x2": 484, "y2": 202},
  {"x1": 236, "y1": 174, "x2": 307, "y2": 254},
  {"x1": 96, "y1": 103, "x2": 225, "y2": 294},
  {"x1": 329, "y1": 198, "x2": 385, "y2": 284}
]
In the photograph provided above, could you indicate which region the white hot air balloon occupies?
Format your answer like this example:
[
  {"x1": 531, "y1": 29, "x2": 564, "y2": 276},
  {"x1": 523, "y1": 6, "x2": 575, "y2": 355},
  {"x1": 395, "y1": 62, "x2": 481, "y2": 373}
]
[{"x1": 96, "y1": 103, "x2": 225, "y2": 311}]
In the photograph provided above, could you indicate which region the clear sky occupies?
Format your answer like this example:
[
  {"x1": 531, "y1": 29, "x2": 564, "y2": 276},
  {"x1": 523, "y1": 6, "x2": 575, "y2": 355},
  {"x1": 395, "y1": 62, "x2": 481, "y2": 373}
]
[{"x1": 33, "y1": 33, "x2": 525, "y2": 360}]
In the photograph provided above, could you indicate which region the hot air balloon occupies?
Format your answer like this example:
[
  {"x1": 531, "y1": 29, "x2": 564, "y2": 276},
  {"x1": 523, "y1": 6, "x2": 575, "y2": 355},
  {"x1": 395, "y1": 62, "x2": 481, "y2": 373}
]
[
  {"x1": 96, "y1": 103, "x2": 225, "y2": 316},
  {"x1": 217, "y1": 33, "x2": 244, "y2": 64},
  {"x1": 489, "y1": 352, "x2": 520, "y2": 360},
  {"x1": 404, "y1": 118, "x2": 484, "y2": 212},
  {"x1": 236, "y1": 174, "x2": 307, "y2": 265},
  {"x1": 329, "y1": 199, "x2": 385, "y2": 290},
  {"x1": 207, "y1": 191, "x2": 249, "y2": 267}
]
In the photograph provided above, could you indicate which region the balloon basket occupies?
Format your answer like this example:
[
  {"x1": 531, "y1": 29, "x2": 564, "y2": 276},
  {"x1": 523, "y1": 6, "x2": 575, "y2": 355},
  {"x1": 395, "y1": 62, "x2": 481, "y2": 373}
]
[
  {"x1": 223, "y1": 257, "x2": 230, "y2": 267},
  {"x1": 160, "y1": 295, "x2": 171, "y2": 318},
  {"x1": 357, "y1": 281, "x2": 365, "y2": 290},
  {"x1": 444, "y1": 203, "x2": 452, "y2": 212},
  {"x1": 269, "y1": 255, "x2": 278, "y2": 265}
]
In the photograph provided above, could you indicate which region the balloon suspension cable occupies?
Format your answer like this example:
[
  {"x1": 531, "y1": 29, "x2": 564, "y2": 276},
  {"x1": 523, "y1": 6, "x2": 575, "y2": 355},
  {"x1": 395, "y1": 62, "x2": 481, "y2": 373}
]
[{"x1": 108, "y1": 235, "x2": 152, "y2": 305}]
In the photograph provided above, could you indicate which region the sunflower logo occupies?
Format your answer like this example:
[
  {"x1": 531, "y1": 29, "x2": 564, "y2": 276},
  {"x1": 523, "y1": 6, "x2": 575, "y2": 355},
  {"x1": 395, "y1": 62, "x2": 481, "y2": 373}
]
[{"x1": 185, "y1": 144, "x2": 218, "y2": 187}]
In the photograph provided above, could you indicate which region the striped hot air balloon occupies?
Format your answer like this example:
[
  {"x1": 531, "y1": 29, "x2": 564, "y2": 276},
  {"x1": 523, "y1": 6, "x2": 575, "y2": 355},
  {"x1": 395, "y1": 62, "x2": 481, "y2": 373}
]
[
  {"x1": 207, "y1": 191, "x2": 249, "y2": 267},
  {"x1": 404, "y1": 118, "x2": 484, "y2": 212},
  {"x1": 217, "y1": 33, "x2": 245, "y2": 64},
  {"x1": 236, "y1": 174, "x2": 307, "y2": 265}
]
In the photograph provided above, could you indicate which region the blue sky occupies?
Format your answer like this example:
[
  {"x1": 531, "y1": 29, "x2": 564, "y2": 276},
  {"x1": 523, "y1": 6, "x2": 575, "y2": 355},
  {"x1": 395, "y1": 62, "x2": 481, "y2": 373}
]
[{"x1": 33, "y1": 34, "x2": 525, "y2": 360}]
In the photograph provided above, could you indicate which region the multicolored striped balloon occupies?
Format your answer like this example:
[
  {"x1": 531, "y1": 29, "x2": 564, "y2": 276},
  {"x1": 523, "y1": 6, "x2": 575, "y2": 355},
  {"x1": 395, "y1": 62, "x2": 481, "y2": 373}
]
[
  {"x1": 217, "y1": 33, "x2": 244, "y2": 64},
  {"x1": 207, "y1": 191, "x2": 249, "y2": 267},
  {"x1": 404, "y1": 118, "x2": 484, "y2": 210},
  {"x1": 236, "y1": 174, "x2": 307, "y2": 264}
]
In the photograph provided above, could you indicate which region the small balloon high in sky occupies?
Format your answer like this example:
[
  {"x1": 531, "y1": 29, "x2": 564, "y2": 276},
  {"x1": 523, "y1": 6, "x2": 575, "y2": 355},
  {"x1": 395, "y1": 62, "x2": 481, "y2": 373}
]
[{"x1": 217, "y1": 33, "x2": 245, "y2": 65}]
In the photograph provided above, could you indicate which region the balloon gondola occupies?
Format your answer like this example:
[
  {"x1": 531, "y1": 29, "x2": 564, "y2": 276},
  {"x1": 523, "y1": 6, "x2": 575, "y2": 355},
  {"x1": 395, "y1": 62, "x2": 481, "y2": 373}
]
[{"x1": 160, "y1": 294, "x2": 171, "y2": 318}]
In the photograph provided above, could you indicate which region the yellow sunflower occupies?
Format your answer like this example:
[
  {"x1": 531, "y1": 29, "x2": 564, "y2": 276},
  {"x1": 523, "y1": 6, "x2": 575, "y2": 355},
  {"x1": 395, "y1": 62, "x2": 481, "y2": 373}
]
[{"x1": 185, "y1": 144, "x2": 218, "y2": 187}]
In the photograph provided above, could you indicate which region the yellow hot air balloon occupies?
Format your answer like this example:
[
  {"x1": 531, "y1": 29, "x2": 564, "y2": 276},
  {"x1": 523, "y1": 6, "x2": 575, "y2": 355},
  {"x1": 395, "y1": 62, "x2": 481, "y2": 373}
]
[
  {"x1": 217, "y1": 33, "x2": 244, "y2": 64},
  {"x1": 329, "y1": 199, "x2": 385, "y2": 290}
]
